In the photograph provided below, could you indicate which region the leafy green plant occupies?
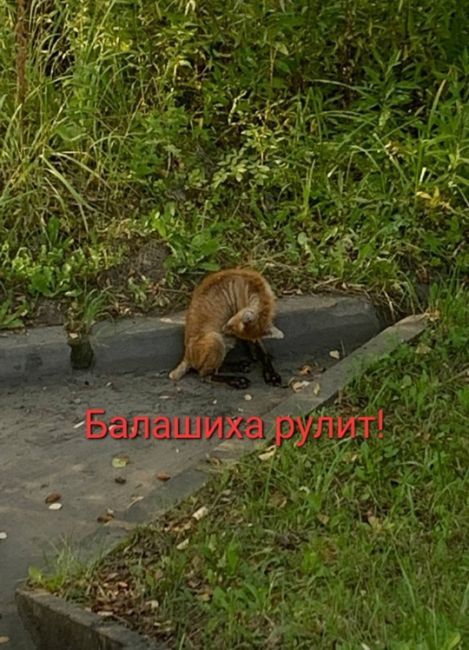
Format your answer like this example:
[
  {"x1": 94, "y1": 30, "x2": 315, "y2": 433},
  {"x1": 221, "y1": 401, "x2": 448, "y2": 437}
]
[
  {"x1": 0, "y1": 297, "x2": 26, "y2": 330},
  {"x1": 0, "y1": 0, "x2": 467, "y2": 328}
]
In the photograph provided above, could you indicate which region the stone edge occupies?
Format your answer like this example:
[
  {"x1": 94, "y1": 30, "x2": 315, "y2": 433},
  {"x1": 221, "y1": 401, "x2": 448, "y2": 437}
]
[{"x1": 0, "y1": 293, "x2": 381, "y2": 384}]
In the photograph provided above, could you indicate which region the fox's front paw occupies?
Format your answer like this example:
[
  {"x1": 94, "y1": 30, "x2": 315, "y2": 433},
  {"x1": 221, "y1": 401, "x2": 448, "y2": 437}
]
[
  {"x1": 263, "y1": 369, "x2": 282, "y2": 386},
  {"x1": 227, "y1": 375, "x2": 251, "y2": 390}
]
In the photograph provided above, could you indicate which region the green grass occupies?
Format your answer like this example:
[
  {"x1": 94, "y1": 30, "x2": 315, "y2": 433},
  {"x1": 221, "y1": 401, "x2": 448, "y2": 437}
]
[
  {"x1": 32, "y1": 282, "x2": 469, "y2": 649},
  {"x1": 1, "y1": 1, "x2": 468, "y2": 329}
]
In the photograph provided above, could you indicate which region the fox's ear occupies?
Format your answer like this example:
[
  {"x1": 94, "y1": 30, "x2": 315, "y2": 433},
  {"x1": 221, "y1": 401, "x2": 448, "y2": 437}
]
[{"x1": 263, "y1": 324, "x2": 284, "y2": 339}]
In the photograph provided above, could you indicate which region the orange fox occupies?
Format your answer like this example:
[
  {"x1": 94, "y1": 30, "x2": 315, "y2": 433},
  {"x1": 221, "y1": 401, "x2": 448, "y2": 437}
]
[{"x1": 169, "y1": 268, "x2": 284, "y2": 388}]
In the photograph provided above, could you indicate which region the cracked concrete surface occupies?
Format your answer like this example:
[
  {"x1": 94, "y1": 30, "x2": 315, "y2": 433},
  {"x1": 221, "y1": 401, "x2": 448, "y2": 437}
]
[{"x1": 0, "y1": 351, "x2": 335, "y2": 649}]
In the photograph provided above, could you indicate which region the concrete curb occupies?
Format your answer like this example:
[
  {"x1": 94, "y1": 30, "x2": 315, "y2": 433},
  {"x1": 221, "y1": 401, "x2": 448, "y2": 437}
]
[
  {"x1": 15, "y1": 588, "x2": 164, "y2": 650},
  {"x1": 0, "y1": 293, "x2": 381, "y2": 385},
  {"x1": 15, "y1": 313, "x2": 428, "y2": 649}
]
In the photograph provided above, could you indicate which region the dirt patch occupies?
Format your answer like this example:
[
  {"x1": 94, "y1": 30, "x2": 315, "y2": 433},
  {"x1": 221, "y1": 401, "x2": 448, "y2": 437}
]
[
  {"x1": 34, "y1": 299, "x2": 65, "y2": 327},
  {"x1": 25, "y1": 239, "x2": 174, "y2": 329},
  {"x1": 98, "y1": 238, "x2": 170, "y2": 291}
]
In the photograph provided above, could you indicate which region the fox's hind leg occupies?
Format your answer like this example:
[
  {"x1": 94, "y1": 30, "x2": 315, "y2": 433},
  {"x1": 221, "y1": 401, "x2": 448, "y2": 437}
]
[{"x1": 169, "y1": 358, "x2": 190, "y2": 380}]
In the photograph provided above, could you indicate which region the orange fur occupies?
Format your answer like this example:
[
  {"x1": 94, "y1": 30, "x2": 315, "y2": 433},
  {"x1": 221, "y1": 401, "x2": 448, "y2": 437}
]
[{"x1": 169, "y1": 268, "x2": 284, "y2": 381}]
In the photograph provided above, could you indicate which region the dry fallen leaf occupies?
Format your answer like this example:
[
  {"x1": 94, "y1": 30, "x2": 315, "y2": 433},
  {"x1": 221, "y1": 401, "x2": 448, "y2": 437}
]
[
  {"x1": 192, "y1": 506, "x2": 208, "y2": 521},
  {"x1": 96, "y1": 610, "x2": 114, "y2": 618},
  {"x1": 416, "y1": 343, "x2": 432, "y2": 355},
  {"x1": 127, "y1": 496, "x2": 144, "y2": 509},
  {"x1": 367, "y1": 515, "x2": 383, "y2": 531},
  {"x1": 157, "y1": 472, "x2": 171, "y2": 482},
  {"x1": 312, "y1": 382, "x2": 321, "y2": 396},
  {"x1": 147, "y1": 600, "x2": 159, "y2": 610},
  {"x1": 329, "y1": 350, "x2": 341, "y2": 359},
  {"x1": 195, "y1": 584, "x2": 213, "y2": 602},
  {"x1": 45, "y1": 492, "x2": 61, "y2": 504},
  {"x1": 48, "y1": 502, "x2": 62, "y2": 511},
  {"x1": 258, "y1": 446, "x2": 276, "y2": 462},
  {"x1": 299, "y1": 364, "x2": 313, "y2": 376},
  {"x1": 269, "y1": 492, "x2": 287, "y2": 509},
  {"x1": 207, "y1": 456, "x2": 222, "y2": 466},
  {"x1": 291, "y1": 380, "x2": 310, "y2": 392},
  {"x1": 317, "y1": 513, "x2": 330, "y2": 526},
  {"x1": 0, "y1": 637, "x2": 9, "y2": 645},
  {"x1": 426, "y1": 309, "x2": 440, "y2": 322},
  {"x1": 114, "y1": 476, "x2": 126, "y2": 485},
  {"x1": 112, "y1": 455, "x2": 130, "y2": 469},
  {"x1": 97, "y1": 511, "x2": 114, "y2": 524},
  {"x1": 196, "y1": 592, "x2": 211, "y2": 602},
  {"x1": 176, "y1": 538, "x2": 189, "y2": 551}
]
